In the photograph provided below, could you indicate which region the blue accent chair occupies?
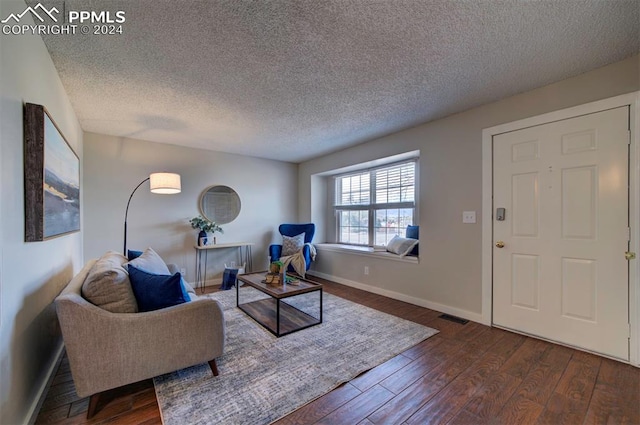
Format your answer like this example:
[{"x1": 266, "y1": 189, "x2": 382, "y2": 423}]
[
  {"x1": 406, "y1": 225, "x2": 419, "y2": 256},
  {"x1": 269, "y1": 223, "x2": 316, "y2": 271}
]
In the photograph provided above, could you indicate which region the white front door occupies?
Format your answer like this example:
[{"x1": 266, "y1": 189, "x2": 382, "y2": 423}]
[{"x1": 492, "y1": 106, "x2": 630, "y2": 360}]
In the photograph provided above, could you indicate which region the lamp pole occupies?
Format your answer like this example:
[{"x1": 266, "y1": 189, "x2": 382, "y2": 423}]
[{"x1": 123, "y1": 177, "x2": 150, "y2": 256}]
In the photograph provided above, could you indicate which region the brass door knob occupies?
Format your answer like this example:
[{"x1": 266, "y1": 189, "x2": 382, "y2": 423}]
[{"x1": 495, "y1": 241, "x2": 505, "y2": 248}]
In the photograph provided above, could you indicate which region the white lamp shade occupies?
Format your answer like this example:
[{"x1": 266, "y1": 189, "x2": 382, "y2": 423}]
[{"x1": 149, "y1": 173, "x2": 181, "y2": 194}]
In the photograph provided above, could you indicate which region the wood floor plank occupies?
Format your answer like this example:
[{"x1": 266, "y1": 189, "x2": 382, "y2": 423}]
[
  {"x1": 377, "y1": 337, "x2": 461, "y2": 394},
  {"x1": 402, "y1": 376, "x2": 479, "y2": 424},
  {"x1": 131, "y1": 388, "x2": 158, "y2": 410},
  {"x1": 535, "y1": 392, "x2": 589, "y2": 425},
  {"x1": 367, "y1": 371, "x2": 446, "y2": 424},
  {"x1": 95, "y1": 401, "x2": 162, "y2": 425},
  {"x1": 459, "y1": 371, "x2": 522, "y2": 421},
  {"x1": 514, "y1": 343, "x2": 573, "y2": 405},
  {"x1": 46, "y1": 413, "x2": 88, "y2": 425},
  {"x1": 421, "y1": 316, "x2": 468, "y2": 338},
  {"x1": 446, "y1": 408, "x2": 486, "y2": 425},
  {"x1": 475, "y1": 330, "x2": 527, "y2": 367},
  {"x1": 371, "y1": 341, "x2": 488, "y2": 424},
  {"x1": 403, "y1": 330, "x2": 524, "y2": 425},
  {"x1": 67, "y1": 398, "x2": 89, "y2": 418},
  {"x1": 350, "y1": 353, "x2": 413, "y2": 392},
  {"x1": 582, "y1": 357, "x2": 640, "y2": 425},
  {"x1": 596, "y1": 357, "x2": 640, "y2": 387},
  {"x1": 442, "y1": 320, "x2": 489, "y2": 343},
  {"x1": 81, "y1": 392, "x2": 134, "y2": 423},
  {"x1": 400, "y1": 334, "x2": 446, "y2": 360},
  {"x1": 553, "y1": 350, "x2": 601, "y2": 403},
  {"x1": 494, "y1": 394, "x2": 545, "y2": 424},
  {"x1": 499, "y1": 337, "x2": 549, "y2": 379},
  {"x1": 35, "y1": 404, "x2": 70, "y2": 424},
  {"x1": 314, "y1": 385, "x2": 394, "y2": 425},
  {"x1": 52, "y1": 369, "x2": 75, "y2": 386},
  {"x1": 272, "y1": 383, "x2": 361, "y2": 425},
  {"x1": 136, "y1": 418, "x2": 163, "y2": 425},
  {"x1": 39, "y1": 380, "x2": 83, "y2": 413},
  {"x1": 463, "y1": 327, "x2": 513, "y2": 352},
  {"x1": 583, "y1": 382, "x2": 640, "y2": 424}
]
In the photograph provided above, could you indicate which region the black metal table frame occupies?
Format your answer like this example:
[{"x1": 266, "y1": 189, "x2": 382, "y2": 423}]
[
  {"x1": 194, "y1": 243, "x2": 253, "y2": 292},
  {"x1": 236, "y1": 283, "x2": 323, "y2": 337}
]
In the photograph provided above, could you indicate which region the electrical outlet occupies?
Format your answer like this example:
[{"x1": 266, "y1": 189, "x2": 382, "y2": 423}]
[
  {"x1": 462, "y1": 211, "x2": 476, "y2": 224},
  {"x1": 364, "y1": 266, "x2": 369, "y2": 275},
  {"x1": 180, "y1": 268, "x2": 186, "y2": 276}
]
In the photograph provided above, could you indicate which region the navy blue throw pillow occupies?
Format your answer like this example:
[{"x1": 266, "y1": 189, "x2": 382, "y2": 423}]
[
  {"x1": 406, "y1": 225, "x2": 419, "y2": 256},
  {"x1": 127, "y1": 249, "x2": 144, "y2": 261},
  {"x1": 127, "y1": 265, "x2": 189, "y2": 312}
]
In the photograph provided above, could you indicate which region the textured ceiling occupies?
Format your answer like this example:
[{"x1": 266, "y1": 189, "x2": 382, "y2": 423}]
[{"x1": 28, "y1": 0, "x2": 639, "y2": 163}]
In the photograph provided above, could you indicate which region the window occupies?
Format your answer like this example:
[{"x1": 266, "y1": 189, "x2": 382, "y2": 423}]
[{"x1": 335, "y1": 161, "x2": 416, "y2": 246}]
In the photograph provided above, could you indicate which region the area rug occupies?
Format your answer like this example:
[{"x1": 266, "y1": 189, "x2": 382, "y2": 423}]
[{"x1": 154, "y1": 286, "x2": 438, "y2": 425}]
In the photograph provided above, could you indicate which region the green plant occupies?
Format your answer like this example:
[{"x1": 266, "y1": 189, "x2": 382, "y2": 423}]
[
  {"x1": 189, "y1": 215, "x2": 223, "y2": 234},
  {"x1": 269, "y1": 261, "x2": 283, "y2": 274}
]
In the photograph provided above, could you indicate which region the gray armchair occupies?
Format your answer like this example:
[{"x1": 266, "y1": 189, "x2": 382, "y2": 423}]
[{"x1": 55, "y1": 260, "x2": 225, "y2": 418}]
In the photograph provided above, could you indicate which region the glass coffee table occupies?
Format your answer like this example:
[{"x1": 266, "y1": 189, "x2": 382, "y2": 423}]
[{"x1": 236, "y1": 272, "x2": 323, "y2": 337}]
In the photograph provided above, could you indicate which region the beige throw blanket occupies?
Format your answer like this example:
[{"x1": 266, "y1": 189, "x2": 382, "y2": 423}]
[{"x1": 280, "y1": 243, "x2": 316, "y2": 278}]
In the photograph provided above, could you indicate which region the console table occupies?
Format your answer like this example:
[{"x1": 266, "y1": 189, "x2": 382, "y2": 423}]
[{"x1": 194, "y1": 242, "x2": 254, "y2": 292}]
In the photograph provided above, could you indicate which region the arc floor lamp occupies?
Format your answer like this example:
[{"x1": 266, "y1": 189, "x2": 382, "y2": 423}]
[{"x1": 123, "y1": 172, "x2": 181, "y2": 255}]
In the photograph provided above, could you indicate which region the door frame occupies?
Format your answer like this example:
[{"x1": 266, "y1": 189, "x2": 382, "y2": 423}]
[{"x1": 481, "y1": 91, "x2": 640, "y2": 366}]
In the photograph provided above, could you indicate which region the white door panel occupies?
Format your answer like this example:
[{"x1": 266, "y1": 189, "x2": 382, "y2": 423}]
[{"x1": 493, "y1": 107, "x2": 629, "y2": 360}]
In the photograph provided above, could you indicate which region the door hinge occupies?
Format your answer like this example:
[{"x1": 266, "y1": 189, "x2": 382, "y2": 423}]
[
  {"x1": 629, "y1": 323, "x2": 632, "y2": 339},
  {"x1": 625, "y1": 251, "x2": 636, "y2": 260}
]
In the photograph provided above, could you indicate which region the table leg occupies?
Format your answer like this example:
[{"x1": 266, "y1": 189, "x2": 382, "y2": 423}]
[
  {"x1": 277, "y1": 299, "x2": 281, "y2": 336},
  {"x1": 195, "y1": 250, "x2": 201, "y2": 292},
  {"x1": 320, "y1": 289, "x2": 323, "y2": 323},
  {"x1": 202, "y1": 249, "x2": 208, "y2": 293}
]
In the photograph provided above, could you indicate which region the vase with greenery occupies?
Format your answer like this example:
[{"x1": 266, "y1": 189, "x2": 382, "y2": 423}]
[{"x1": 189, "y1": 215, "x2": 223, "y2": 246}]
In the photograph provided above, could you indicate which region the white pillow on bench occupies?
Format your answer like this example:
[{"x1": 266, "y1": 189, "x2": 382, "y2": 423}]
[{"x1": 386, "y1": 235, "x2": 419, "y2": 257}]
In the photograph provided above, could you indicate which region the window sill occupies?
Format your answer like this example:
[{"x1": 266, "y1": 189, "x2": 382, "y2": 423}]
[{"x1": 315, "y1": 243, "x2": 419, "y2": 263}]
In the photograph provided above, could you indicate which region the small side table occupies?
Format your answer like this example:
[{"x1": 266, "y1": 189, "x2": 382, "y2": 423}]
[{"x1": 194, "y1": 242, "x2": 254, "y2": 292}]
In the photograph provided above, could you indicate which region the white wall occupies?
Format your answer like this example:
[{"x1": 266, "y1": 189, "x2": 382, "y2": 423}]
[
  {"x1": 0, "y1": 1, "x2": 84, "y2": 423},
  {"x1": 83, "y1": 133, "x2": 298, "y2": 284},
  {"x1": 299, "y1": 54, "x2": 640, "y2": 321}
]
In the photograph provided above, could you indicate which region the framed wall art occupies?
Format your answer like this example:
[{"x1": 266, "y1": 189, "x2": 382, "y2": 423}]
[{"x1": 24, "y1": 103, "x2": 80, "y2": 241}]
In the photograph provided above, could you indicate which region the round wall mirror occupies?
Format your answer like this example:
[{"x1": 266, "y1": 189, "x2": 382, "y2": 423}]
[{"x1": 199, "y1": 185, "x2": 241, "y2": 224}]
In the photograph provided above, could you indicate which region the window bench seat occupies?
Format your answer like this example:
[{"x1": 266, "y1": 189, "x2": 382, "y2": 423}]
[{"x1": 315, "y1": 243, "x2": 419, "y2": 264}]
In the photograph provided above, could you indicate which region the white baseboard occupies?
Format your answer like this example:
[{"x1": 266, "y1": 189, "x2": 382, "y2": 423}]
[
  {"x1": 308, "y1": 271, "x2": 485, "y2": 324},
  {"x1": 186, "y1": 278, "x2": 221, "y2": 289},
  {"x1": 26, "y1": 339, "x2": 65, "y2": 425},
  {"x1": 193, "y1": 276, "x2": 249, "y2": 289}
]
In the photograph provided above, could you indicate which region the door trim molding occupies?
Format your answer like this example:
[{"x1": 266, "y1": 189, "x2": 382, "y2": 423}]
[{"x1": 482, "y1": 91, "x2": 640, "y2": 366}]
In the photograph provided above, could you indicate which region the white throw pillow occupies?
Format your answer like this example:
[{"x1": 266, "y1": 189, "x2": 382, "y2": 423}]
[
  {"x1": 282, "y1": 233, "x2": 305, "y2": 256},
  {"x1": 125, "y1": 247, "x2": 170, "y2": 275},
  {"x1": 386, "y1": 235, "x2": 419, "y2": 257}
]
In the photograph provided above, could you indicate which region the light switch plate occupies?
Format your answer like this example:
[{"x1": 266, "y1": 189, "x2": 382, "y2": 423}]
[{"x1": 463, "y1": 211, "x2": 476, "y2": 223}]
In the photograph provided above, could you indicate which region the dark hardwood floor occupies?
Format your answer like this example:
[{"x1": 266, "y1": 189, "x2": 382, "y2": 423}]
[{"x1": 36, "y1": 278, "x2": 640, "y2": 424}]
